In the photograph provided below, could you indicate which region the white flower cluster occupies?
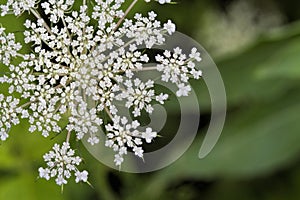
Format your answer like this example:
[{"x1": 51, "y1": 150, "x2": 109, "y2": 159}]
[
  {"x1": 105, "y1": 116, "x2": 157, "y2": 166},
  {"x1": 93, "y1": 0, "x2": 125, "y2": 29},
  {"x1": 117, "y1": 78, "x2": 168, "y2": 117},
  {"x1": 67, "y1": 102, "x2": 103, "y2": 145},
  {"x1": 0, "y1": 0, "x2": 202, "y2": 186},
  {"x1": 0, "y1": 94, "x2": 21, "y2": 141},
  {"x1": 41, "y1": 0, "x2": 75, "y2": 23},
  {"x1": 39, "y1": 142, "x2": 88, "y2": 186},
  {"x1": 0, "y1": 27, "x2": 22, "y2": 65},
  {"x1": 0, "y1": 0, "x2": 37, "y2": 16},
  {"x1": 156, "y1": 47, "x2": 202, "y2": 97}
]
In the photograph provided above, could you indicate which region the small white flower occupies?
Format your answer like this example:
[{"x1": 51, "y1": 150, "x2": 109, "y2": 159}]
[
  {"x1": 164, "y1": 20, "x2": 176, "y2": 35},
  {"x1": 114, "y1": 154, "x2": 124, "y2": 166},
  {"x1": 133, "y1": 146, "x2": 144, "y2": 157},
  {"x1": 189, "y1": 47, "x2": 202, "y2": 62},
  {"x1": 156, "y1": 93, "x2": 169, "y2": 104},
  {"x1": 176, "y1": 83, "x2": 191, "y2": 97},
  {"x1": 142, "y1": 127, "x2": 157, "y2": 143},
  {"x1": 38, "y1": 167, "x2": 50, "y2": 180},
  {"x1": 75, "y1": 170, "x2": 88, "y2": 183}
]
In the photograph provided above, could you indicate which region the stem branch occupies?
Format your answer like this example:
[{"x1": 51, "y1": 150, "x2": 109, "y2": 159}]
[
  {"x1": 114, "y1": 0, "x2": 139, "y2": 32},
  {"x1": 30, "y1": 8, "x2": 52, "y2": 34},
  {"x1": 66, "y1": 130, "x2": 71, "y2": 143},
  {"x1": 104, "y1": 106, "x2": 113, "y2": 120}
]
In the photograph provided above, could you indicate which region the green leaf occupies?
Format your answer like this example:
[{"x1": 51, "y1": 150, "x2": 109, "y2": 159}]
[
  {"x1": 255, "y1": 36, "x2": 300, "y2": 79},
  {"x1": 130, "y1": 91, "x2": 300, "y2": 199}
]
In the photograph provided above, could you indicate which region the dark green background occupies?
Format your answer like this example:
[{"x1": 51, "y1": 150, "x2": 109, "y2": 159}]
[{"x1": 1, "y1": 0, "x2": 300, "y2": 199}]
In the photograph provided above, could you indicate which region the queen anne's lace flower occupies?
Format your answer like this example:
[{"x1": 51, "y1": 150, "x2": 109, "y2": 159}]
[
  {"x1": 117, "y1": 78, "x2": 168, "y2": 117},
  {"x1": 93, "y1": 0, "x2": 125, "y2": 29},
  {"x1": 39, "y1": 142, "x2": 88, "y2": 186},
  {"x1": 0, "y1": 0, "x2": 203, "y2": 186},
  {"x1": 0, "y1": 0, "x2": 37, "y2": 16},
  {"x1": 105, "y1": 116, "x2": 157, "y2": 166},
  {"x1": 0, "y1": 28, "x2": 22, "y2": 65},
  {"x1": 67, "y1": 102, "x2": 103, "y2": 145},
  {"x1": 155, "y1": 47, "x2": 202, "y2": 96},
  {"x1": 114, "y1": 45, "x2": 150, "y2": 78},
  {"x1": 41, "y1": 0, "x2": 75, "y2": 23},
  {"x1": 0, "y1": 94, "x2": 21, "y2": 141}
]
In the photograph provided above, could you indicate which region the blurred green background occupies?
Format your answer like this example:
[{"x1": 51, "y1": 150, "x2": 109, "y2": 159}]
[{"x1": 1, "y1": 0, "x2": 300, "y2": 199}]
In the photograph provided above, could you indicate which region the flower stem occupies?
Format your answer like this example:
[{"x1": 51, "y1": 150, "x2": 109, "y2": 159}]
[
  {"x1": 66, "y1": 130, "x2": 71, "y2": 143},
  {"x1": 136, "y1": 66, "x2": 157, "y2": 72},
  {"x1": 30, "y1": 8, "x2": 52, "y2": 34},
  {"x1": 104, "y1": 106, "x2": 113, "y2": 120},
  {"x1": 114, "y1": 0, "x2": 139, "y2": 32},
  {"x1": 62, "y1": 17, "x2": 72, "y2": 41},
  {"x1": 18, "y1": 100, "x2": 37, "y2": 109}
]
